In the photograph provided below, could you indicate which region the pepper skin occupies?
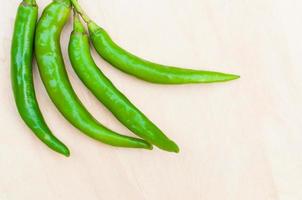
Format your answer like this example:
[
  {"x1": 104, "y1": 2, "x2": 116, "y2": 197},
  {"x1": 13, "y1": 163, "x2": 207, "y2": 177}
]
[
  {"x1": 69, "y1": 14, "x2": 179, "y2": 153},
  {"x1": 11, "y1": 0, "x2": 70, "y2": 156},
  {"x1": 35, "y1": 0, "x2": 152, "y2": 150}
]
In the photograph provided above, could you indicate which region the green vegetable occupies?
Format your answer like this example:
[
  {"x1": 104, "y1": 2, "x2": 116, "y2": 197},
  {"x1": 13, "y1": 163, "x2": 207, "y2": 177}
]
[
  {"x1": 69, "y1": 13, "x2": 179, "y2": 152},
  {"x1": 11, "y1": 0, "x2": 70, "y2": 156},
  {"x1": 71, "y1": 0, "x2": 240, "y2": 84},
  {"x1": 35, "y1": 0, "x2": 152, "y2": 150}
]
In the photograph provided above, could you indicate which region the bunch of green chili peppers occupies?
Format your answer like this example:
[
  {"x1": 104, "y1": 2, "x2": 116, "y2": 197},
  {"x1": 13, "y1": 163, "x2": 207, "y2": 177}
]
[{"x1": 11, "y1": 0, "x2": 239, "y2": 157}]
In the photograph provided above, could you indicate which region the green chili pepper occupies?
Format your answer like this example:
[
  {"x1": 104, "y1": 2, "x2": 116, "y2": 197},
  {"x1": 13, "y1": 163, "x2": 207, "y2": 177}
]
[
  {"x1": 35, "y1": 0, "x2": 152, "y2": 150},
  {"x1": 11, "y1": 0, "x2": 70, "y2": 156},
  {"x1": 69, "y1": 13, "x2": 179, "y2": 153},
  {"x1": 71, "y1": 0, "x2": 240, "y2": 84}
]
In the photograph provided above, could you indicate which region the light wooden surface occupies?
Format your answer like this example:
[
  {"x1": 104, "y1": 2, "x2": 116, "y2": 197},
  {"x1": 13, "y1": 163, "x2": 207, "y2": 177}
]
[{"x1": 1, "y1": 0, "x2": 302, "y2": 199}]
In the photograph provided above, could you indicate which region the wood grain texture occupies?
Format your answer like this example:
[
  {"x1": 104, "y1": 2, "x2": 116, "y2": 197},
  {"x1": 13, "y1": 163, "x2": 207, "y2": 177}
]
[{"x1": 1, "y1": 0, "x2": 302, "y2": 199}]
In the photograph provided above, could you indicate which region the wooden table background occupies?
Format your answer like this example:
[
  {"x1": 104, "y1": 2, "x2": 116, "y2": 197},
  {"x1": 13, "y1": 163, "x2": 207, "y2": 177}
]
[{"x1": 1, "y1": 0, "x2": 302, "y2": 199}]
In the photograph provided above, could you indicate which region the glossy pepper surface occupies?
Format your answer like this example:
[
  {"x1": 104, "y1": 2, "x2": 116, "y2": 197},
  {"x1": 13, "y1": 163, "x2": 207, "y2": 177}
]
[
  {"x1": 11, "y1": 0, "x2": 70, "y2": 156},
  {"x1": 69, "y1": 15, "x2": 179, "y2": 152},
  {"x1": 35, "y1": 0, "x2": 152, "y2": 150}
]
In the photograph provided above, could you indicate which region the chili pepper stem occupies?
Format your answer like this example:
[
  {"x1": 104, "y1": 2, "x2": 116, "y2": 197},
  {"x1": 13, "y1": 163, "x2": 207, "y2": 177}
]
[{"x1": 70, "y1": 0, "x2": 91, "y2": 24}]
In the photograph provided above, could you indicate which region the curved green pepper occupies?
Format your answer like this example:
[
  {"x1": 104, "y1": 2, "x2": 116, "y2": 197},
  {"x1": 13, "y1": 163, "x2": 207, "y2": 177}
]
[{"x1": 88, "y1": 22, "x2": 240, "y2": 84}]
